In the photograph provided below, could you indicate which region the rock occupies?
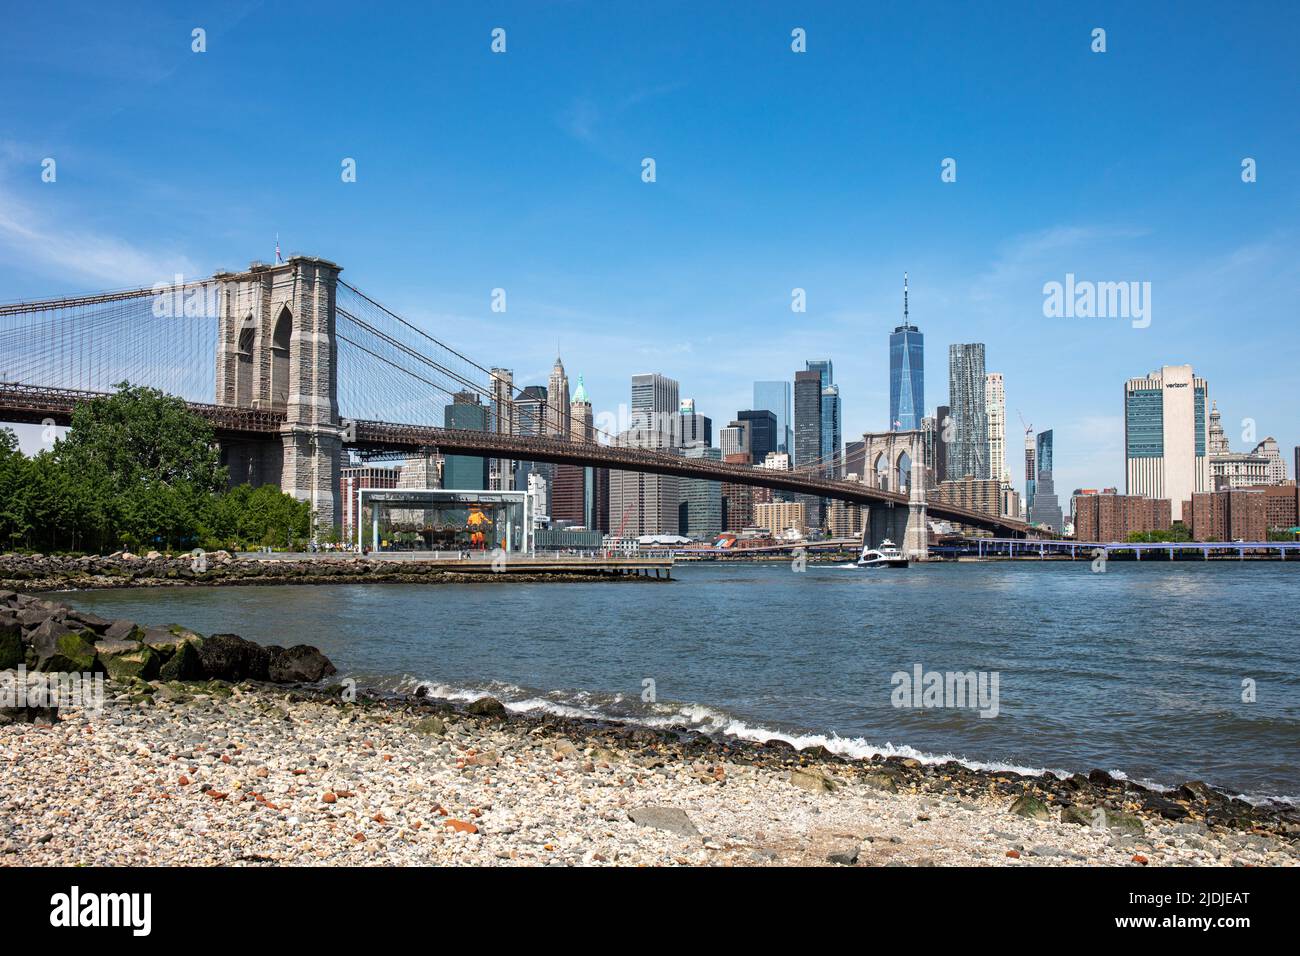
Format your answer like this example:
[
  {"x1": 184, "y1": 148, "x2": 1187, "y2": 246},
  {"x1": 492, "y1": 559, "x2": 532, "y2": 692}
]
[
  {"x1": 628, "y1": 806, "x2": 700, "y2": 837},
  {"x1": 141, "y1": 628, "x2": 196, "y2": 654},
  {"x1": 0, "y1": 621, "x2": 23, "y2": 669},
  {"x1": 32, "y1": 627, "x2": 99, "y2": 673},
  {"x1": 466, "y1": 696, "x2": 507, "y2": 718},
  {"x1": 1061, "y1": 804, "x2": 1095, "y2": 826},
  {"x1": 102, "y1": 620, "x2": 142, "y2": 642},
  {"x1": 1087, "y1": 769, "x2": 1116, "y2": 787},
  {"x1": 266, "y1": 645, "x2": 336, "y2": 683},
  {"x1": 1008, "y1": 794, "x2": 1051, "y2": 821},
  {"x1": 196, "y1": 633, "x2": 269, "y2": 681},
  {"x1": 100, "y1": 643, "x2": 161, "y2": 681},
  {"x1": 158, "y1": 640, "x2": 203, "y2": 681},
  {"x1": 414, "y1": 716, "x2": 447, "y2": 736},
  {"x1": 861, "y1": 771, "x2": 899, "y2": 793},
  {"x1": 65, "y1": 611, "x2": 112, "y2": 634},
  {"x1": 826, "y1": 842, "x2": 860, "y2": 865},
  {"x1": 789, "y1": 768, "x2": 836, "y2": 793},
  {"x1": 1099, "y1": 809, "x2": 1145, "y2": 836},
  {"x1": 1177, "y1": 780, "x2": 1224, "y2": 804}
]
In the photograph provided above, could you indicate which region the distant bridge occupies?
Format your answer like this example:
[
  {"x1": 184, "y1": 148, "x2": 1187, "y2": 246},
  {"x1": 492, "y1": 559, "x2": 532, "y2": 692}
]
[{"x1": 0, "y1": 256, "x2": 1037, "y2": 553}]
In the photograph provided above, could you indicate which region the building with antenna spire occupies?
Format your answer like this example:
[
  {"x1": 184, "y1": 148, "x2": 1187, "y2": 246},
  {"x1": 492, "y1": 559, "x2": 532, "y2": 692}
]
[{"x1": 890, "y1": 272, "x2": 924, "y2": 431}]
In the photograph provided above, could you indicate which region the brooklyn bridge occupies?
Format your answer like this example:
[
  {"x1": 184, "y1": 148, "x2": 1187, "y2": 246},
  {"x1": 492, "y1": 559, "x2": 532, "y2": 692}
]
[{"x1": 0, "y1": 255, "x2": 1034, "y2": 555}]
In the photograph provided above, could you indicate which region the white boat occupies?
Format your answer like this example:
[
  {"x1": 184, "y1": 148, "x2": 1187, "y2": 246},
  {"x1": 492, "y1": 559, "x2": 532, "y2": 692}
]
[{"x1": 857, "y1": 538, "x2": 909, "y2": 568}]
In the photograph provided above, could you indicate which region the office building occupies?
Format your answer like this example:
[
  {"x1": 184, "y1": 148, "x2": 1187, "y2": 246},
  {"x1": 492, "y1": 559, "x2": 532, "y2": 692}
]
[
  {"x1": 547, "y1": 355, "x2": 570, "y2": 439},
  {"x1": 631, "y1": 372, "x2": 679, "y2": 433},
  {"x1": 608, "y1": 424, "x2": 680, "y2": 535},
  {"x1": 986, "y1": 372, "x2": 1007, "y2": 482},
  {"x1": 889, "y1": 273, "x2": 924, "y2": 430},
  {"x1": 844, "y1": 440, "x2": 865, "y2": 482},
  {"x1": 443, "y1": 391, "x2": 488, "y2": 490},
  {"x1": 721, "y1": 452, "x2": 756, "y2": 532},
  {"x1": 679, "y1": 445, "x2": 723, "y2": 539},
  {"x1": 948, "y1": 343, "x2": 989, "y2": 479},
  {"x1": 512, "y1": 385, "x2": 551, "y2": 493},
  {"x1": 720, "y1": 420, "x2": 750, "y2": 459},
  {"x1": 674, "y1": 398, "x2": 712, "y2": 449},
  {"x1": 824, "y1": 498, "x2": 863, "y2": 538},
  {"x1": 753, "y1": 380, "x2": 793, "y2": 454},
  {"x1": 1124, "y1": 364, "x2": 1210, "y2": 521},
  {"x1": 488, "y1": 367, "x2": 515, "y2": 490},
  {"x1": 1024, "y1": 427, "x2": 1037, "y2": 516},
  {"x1": 738, "y1": 409, "x2": 778, "y2": 466},
  {"x1": 822, "y1": 383, "x2": 842, "y2": 476},
  {"x1": 1029, "y1": 429, "x2": 1063, "y2": 531},
  {"x1": 934, "y1": 404, "x2": 951, "y2": 484},
  {"x1": 793, "y1": 369, "x2": 825, "y2": 528},
  {"x1": 931, "y1": 477, "x2": 1002, "y2": 520}
]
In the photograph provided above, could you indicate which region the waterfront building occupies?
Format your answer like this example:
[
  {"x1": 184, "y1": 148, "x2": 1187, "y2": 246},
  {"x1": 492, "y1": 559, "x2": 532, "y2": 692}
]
[
  {"x1": 986, "y1": 372, "x2": 1007, "y2": 482},
  {"x1": 547, "y1": 355, "x2": 571, "y2": 439},
  {"x1": 753, "y1": 380, "x2": 792, "y2": 454},
  {"x1": 754, "y1": 500, "x2": 807, "y2": 536},
  {"x1": 1073, "y1": 491, "x2": 1172, "y2": 541},
  {"x1": 824, "y1": 498, "x2": 863, "y2": 538},
  {"x1": 931, "y1": 477, "x2": 1002, "y2": 533},
  {"x1": 679, "y1": 445, "x2": 723, "y2": 539},
  {"x1": 443, "y1": 391, "x2": 488, "y2": 490},
  {"x1": 948, "y1": 344, "x2": 989, "y2": 479},
  {"x1": 1187, "y1": 488, "x2": 1267, "y2": 542},
  {"x1": 527, "y1": 472, "x2": 549, "y2": 528},
  {"x1": 738, "y1": 409, "x2": 778, "y2": 466},
  {"x1": 631, "y1": 372, "x2": 679, "y2": 434},
  {"x1": 889, "y1": 273, "x2": 924, "y2": 431},
  {"x1": 1124, "y1": 364, "x2": 1210, "y2": 521},
  {"x1": 1030, "y1": 429, "x2": 1063, "y2": 532}
]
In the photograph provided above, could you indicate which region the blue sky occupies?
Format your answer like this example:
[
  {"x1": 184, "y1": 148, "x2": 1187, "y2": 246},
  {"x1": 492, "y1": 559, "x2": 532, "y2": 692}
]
[{"x1": 1, "y1": 0, "x2": 1297, "y2": 495}]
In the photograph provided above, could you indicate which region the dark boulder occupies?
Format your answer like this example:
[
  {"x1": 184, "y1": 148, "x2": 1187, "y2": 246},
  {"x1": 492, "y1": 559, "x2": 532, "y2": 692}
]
[
  {"x1": 466, "y1": 696, "x2": 507, "y2": 718},
  {"x1": 266, "y1": 644, "x2": 337, "y2": 683},
  {"x1": 31, "y1": 626, "x2": 99, "y2": 673},
  {"x1": 65, "y1": 611, "x2": 112, "y2": 634},
  {"x1": 196, "y1": 633, "x2": 269, "y2": 681},
  {"x1": 0, "y1": 619, "x2": 23, "y2": 669},
  {"x1": 158, "y1": 640, "x2": 204, "y2": 681}
]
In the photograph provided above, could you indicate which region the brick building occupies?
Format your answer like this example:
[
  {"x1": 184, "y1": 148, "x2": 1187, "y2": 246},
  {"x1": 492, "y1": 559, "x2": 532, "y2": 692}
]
[{"x1": 1073, "y1": 492, "x2": 1172, "y2": 542}]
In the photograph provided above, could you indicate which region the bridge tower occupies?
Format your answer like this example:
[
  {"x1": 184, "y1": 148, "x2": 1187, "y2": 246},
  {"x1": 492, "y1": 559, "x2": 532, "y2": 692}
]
[
  {"x1": 860, "y1": 429, "x2": 929, "y2": 559},
  {"x1": 214, "y1": 257, "x2": 344, "y2": 532}
]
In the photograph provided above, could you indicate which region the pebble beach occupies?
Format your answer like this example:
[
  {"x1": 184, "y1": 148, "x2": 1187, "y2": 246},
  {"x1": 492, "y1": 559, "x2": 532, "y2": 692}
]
[{"x1": 3, "y1": 680, "x2": 1297, "y2": 867}]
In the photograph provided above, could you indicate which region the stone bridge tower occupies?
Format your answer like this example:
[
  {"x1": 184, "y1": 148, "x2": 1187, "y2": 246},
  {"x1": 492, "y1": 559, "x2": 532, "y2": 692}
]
[
  {"x1": 861, "y1": 428, "x2": 929, "y2": 559},
  {"x1": 214, "y1": 257, "x2": 344, "y2": 532}
]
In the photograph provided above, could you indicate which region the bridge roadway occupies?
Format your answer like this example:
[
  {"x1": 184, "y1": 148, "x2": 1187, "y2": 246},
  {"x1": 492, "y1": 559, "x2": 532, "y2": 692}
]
[{"x1": 0, "y1": 382, "x2": 1033, "y2": 537}]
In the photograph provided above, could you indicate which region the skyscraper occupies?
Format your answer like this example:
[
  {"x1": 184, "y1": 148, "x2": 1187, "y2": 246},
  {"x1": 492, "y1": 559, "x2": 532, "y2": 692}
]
[
  {"x1": 443, "y1": 390, "x2": 489, "y2": 490},
  {"x1": 1124, "y1": 364, "x2": 1210, "y2": 521},
  {"x1": 679, "y1": 445, "x2": 723, "y2": 539},
  {"x1": 553, "y1": 376, "x2": 595, "y2": 525},
  {"x1": 793, "y1": 369, "x2": 824, "y2": 528},
  {"x1": 753, "y1": 381, "x2": 792, "y2": 454},
  {"x1": 513, "y1": 385, "x2": 549, "y2": 491},
  {"x1": 720, "y1": 420, "x2": 750, "y2": 460},
  {"x1": 488, "y1": 367, "x2": 515, "y2": 490},
  {"x1": 890, "y1": 273, "x2": 924, "y2": 431},
  {"x1": 674, "y1": 398, "x2": 712, "y2": 449},
  {"x1": 986, "y1": 372, "x2": 1006, "y2": 483},
  {"x1": 631, "y1": 373, "x2": 679, "y2": 434},
  {"x1": 806, "y1": 360, "x2": 841, "y2": 477},
  {"x1": 547, "y1": 355, "x2": 571, "y2": 439},
  {"x1": 1029, "y1": 429, "x2": 1063, "y2": 531},
  {"x1": 738, "y1": 409, "x2": 778, "y2": 466},
  {"x1": 1024, "y1": 426, "x2": 1037, "y2": 517},
  {"x1": 948, "y1": 343, "x2": 989, "y2": 479},
  {"x1": 934, "y1": 403, "x2": 951, "y2": 484}
]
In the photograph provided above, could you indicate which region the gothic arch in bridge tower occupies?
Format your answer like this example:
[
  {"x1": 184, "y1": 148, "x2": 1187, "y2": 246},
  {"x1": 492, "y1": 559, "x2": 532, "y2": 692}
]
[
  {"x1": 214, "y1": 257, "x2": 345, "y2": 530},
  {"x1": 270, "y1": 306, "x2": 292, "y2": 409}
]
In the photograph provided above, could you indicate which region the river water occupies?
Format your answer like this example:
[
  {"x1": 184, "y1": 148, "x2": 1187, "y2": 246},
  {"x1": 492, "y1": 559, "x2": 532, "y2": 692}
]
[{"x1": 60, "y1": 560, "x2": 1300, "y2": 801}]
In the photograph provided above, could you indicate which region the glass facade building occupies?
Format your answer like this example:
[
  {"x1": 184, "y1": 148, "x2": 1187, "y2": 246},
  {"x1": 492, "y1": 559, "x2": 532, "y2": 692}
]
[
  {"x1": 753, "y1": 380, "x2": 792, "y2": 454},
  {"x1": 948, "y1": 343, "x2": 990, "y2": 480},
  {"x1": 890, "y1": 324, "x2": 924, "y2": 431}
]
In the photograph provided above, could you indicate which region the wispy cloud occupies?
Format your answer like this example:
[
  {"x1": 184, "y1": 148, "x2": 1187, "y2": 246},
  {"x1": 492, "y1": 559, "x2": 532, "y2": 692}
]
[{"x1": 0, "y1": 187, "x2": 197, "y2": 290}]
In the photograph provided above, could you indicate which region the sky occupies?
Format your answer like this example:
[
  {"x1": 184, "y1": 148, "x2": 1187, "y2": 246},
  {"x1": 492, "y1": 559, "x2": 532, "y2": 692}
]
[{"x1": 1, "y1": 0, "x2": 1297, "y2": 496}]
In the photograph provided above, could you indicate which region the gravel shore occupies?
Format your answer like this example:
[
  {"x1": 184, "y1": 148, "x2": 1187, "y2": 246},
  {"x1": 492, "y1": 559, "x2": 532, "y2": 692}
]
[{"x1": 3, "y1": 682, "x2": 1296, "y2": 867}]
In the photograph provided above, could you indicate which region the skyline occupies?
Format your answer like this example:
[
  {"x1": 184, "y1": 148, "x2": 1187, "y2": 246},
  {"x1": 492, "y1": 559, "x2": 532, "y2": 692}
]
[{"x1": 1, "y1": 1, "x2": 1298, "y2": 497}]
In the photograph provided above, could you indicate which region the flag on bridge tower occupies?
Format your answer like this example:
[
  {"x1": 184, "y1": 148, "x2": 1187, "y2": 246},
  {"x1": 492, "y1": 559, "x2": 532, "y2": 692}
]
[{"x1": 275, "y1": 234, "x2": 284, "y2": 264}]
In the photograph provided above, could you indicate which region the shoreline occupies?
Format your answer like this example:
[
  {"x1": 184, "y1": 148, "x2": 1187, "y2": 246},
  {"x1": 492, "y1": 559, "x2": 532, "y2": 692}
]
[
  {"x1": 3, "y1": 679, "x2": 1296, "y2": 866},
  {"x1": 0, "y1": 552, "x2": 672, "y2": 591}
]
